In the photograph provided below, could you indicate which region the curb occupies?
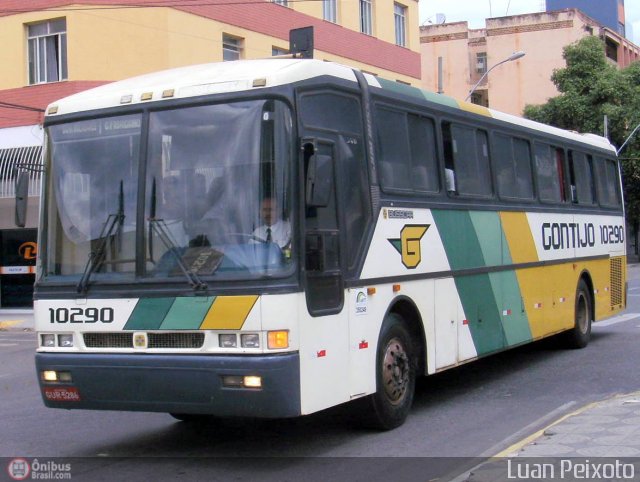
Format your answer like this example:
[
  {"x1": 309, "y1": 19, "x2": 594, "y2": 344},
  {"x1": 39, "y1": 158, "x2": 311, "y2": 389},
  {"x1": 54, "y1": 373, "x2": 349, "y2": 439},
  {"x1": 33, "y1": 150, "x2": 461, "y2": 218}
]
[
  {"x1": 451, "y1": 392, "x2": 640, "y2": 482},
  {"x1": 0, "y1": 320, "x2": 26, "y2": 331}
]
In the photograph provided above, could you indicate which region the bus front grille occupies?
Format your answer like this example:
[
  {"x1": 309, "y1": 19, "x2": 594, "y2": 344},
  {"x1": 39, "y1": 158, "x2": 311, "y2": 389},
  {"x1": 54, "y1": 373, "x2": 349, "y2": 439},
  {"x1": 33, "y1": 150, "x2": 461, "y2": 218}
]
[
  {"x1": 84, "y1": 333, "x2": 133, "y2": 348},
  {"x1": 83, "y1": 332, "x2": 205, "y2": 349},
  {"x1": 148, "y1": 332, "x2": 205, "y2": 349}
]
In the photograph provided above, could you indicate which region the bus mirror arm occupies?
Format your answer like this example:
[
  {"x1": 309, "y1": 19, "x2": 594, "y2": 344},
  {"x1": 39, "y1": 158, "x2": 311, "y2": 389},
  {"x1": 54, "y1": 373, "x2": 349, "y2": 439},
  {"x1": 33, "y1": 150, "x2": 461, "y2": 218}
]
[{"x1": 305, "y1": 153, "x2": 333, "y2": 207}]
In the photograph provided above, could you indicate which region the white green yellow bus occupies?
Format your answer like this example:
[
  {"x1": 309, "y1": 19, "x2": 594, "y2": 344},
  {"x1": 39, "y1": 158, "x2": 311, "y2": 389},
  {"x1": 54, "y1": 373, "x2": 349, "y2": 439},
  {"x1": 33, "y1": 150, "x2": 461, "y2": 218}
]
[{"x1": 31, "y1": 58, "x2": 626, "y2": 429}]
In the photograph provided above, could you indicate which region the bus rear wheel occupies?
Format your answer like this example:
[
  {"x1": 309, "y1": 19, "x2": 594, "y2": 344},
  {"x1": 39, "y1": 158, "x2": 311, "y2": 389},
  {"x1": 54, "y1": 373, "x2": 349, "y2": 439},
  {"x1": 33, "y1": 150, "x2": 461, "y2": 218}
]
[
  {"x1": 565, "y1": 279, "x2": 592, "y2": 349},
  {"x1": 361, "y1": 313, "x2": 416, "y2": 430}
]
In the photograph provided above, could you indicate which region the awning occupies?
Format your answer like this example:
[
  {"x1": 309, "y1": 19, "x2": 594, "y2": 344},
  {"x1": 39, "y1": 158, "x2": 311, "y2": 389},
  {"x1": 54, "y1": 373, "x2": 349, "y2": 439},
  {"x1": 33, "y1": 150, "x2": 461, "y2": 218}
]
[{"x1": 0, "y1": 125, "x2": 43, "y2": 149}]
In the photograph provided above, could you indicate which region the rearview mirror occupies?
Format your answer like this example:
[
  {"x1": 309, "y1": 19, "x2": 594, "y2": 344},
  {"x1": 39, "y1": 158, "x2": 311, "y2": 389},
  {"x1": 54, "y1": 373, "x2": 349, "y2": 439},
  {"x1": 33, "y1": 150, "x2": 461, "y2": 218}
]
[{"x1": 15, "y1": 171, "x2": 29, "y2": 227}]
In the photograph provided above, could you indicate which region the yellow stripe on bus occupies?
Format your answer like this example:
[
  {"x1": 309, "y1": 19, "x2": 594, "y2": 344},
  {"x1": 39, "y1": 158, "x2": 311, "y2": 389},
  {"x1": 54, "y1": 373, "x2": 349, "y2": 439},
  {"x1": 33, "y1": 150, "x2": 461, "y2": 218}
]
[
  {"x1": 459, "y1": 101, "x2": 492, "y2": 117},
  {"x1": 199, "y1": 295, "x2": 259, "y2": 330},
  {"x1": 500, "y1": 211, "x2": 538, "y2": 264}
]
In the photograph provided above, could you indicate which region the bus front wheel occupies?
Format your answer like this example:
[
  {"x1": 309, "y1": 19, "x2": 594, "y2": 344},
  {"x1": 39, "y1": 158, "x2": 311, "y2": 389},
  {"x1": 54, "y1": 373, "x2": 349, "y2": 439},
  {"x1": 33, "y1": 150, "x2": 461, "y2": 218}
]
[
  {"x1": 362, "y1": 313, "x2": 416, "y2": 430},
  {"x1": 565, "y1": 279, "x2": 593, "y2": 349}
]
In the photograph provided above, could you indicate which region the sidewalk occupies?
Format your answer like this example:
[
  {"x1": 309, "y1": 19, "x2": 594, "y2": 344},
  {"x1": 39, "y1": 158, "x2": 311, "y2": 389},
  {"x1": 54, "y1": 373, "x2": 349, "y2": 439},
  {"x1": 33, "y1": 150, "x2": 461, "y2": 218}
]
[
  {"x1": 463, "y1": 392, "x2": 640, "y2": 481},
  {"x1": 0, "y1": 308, "x2": 34, "y2": 331}
]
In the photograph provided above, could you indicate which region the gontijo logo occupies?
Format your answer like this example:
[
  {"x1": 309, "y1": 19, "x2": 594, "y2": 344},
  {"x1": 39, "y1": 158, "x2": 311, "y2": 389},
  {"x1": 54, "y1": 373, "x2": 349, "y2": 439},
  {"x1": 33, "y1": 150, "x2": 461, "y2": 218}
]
[{"x1": 388, "y1": 225, "x2": 430, "y2": 269}]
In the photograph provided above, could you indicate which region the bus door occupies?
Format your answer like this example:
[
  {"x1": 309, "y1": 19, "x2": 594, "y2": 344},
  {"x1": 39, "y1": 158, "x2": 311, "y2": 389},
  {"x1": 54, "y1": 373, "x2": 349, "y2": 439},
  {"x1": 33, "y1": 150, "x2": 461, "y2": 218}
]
[
  {"x1": 302, "y1": 137, "x2": 343, "y2": 316},
  {"x1": 297, "y1": 89, "x2": 374, "y2": 405}
]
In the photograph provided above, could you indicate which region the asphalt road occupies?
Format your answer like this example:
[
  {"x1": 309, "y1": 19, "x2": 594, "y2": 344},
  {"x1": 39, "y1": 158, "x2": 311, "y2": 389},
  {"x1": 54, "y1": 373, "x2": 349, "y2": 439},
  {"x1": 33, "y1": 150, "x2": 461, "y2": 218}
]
[{"x1": 1, "y1": 266, "x2": 640, "y2": 481}]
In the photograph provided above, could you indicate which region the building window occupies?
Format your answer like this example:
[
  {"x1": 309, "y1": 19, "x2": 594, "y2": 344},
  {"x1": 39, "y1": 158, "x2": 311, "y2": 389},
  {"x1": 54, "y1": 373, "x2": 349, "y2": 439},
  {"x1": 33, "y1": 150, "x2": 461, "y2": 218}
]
[
  {"x1": 360, "y1": 0, "x2": 373, "y2": 35},
  {"x1": 273, "y1": 0, "x2": 288, "y2": 6},
  {"x1": 222, "y1": 34, "x2": 243, "y2": 61},
  {"x1": 272, "y1": 46, "x2": 289, "y2": 56},
  {"x1": 476, "y1": 52, "x2": 487, "y2": 73},
  {"x1": 605, "y1": 37, "x2": 619, "y2": 62},
  {"x1": 323, "y1": 0, "x2": 337, "y2": 23},
  {"x1": 27, "y1": 19, "x2": 67, "y2": 85},
  {"x1": 394, "y1": 3, "x2": 406, "y2": 47}
]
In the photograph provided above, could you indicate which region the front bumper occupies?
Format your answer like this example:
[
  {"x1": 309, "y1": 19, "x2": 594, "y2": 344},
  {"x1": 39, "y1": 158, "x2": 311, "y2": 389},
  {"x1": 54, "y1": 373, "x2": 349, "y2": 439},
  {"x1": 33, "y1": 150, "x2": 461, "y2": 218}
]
[{"x1": 35, "y1": 352, "x2": 301, "y2": 418}]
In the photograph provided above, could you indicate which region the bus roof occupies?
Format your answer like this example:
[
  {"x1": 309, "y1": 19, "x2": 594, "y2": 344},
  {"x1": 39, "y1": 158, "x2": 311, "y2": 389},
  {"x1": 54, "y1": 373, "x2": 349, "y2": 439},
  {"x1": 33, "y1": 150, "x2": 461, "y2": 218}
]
[{"x1": 46, "y1": 58, "x2": 616, "y2": 154}]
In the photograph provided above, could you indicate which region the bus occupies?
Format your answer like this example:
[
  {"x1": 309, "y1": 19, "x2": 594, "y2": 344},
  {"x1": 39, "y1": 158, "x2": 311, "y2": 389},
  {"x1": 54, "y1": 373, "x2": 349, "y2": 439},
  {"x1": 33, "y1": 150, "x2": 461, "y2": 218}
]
[{"x1": 30, "y1": 58, "x2": 626, "y2": 430}]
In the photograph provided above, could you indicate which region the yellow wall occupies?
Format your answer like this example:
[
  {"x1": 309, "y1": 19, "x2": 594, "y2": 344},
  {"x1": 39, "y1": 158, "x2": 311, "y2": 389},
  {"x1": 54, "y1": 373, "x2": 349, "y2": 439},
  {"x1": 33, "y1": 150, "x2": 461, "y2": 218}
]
[{"x1": 0, "y1": 5, "x2": 420, "y2": 90}]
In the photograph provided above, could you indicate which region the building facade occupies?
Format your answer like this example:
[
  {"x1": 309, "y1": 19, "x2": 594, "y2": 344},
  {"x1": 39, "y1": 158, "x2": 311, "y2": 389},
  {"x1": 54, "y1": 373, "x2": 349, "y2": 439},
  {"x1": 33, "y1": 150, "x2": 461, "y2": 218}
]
[
  {"x1": 0, "y1": 0, "x2": 420, "y2": 307},
  {"x1": 546, "y1": 0, "x2": 626, "y2": 37},
  {"x1": 420, "y1": 9, "x2": 640, "y2": 116}
]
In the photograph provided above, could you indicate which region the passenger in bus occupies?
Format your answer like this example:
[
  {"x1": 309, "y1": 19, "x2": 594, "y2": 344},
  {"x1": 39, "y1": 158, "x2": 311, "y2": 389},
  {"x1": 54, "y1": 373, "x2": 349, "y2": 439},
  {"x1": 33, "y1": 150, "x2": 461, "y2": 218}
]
[{"x1": 252, "y1": 196, "x2": 291, "y2": 249}]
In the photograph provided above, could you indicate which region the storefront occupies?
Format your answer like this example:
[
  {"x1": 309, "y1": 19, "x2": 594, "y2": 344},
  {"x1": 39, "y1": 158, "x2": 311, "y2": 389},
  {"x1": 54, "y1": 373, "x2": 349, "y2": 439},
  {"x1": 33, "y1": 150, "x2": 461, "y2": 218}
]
[
  {"x1": 0, "y1": 125, "x2": 43, "y2": 308},
  {"x1": 0, "y1": 229, "x2": 37, "y2": 307}
]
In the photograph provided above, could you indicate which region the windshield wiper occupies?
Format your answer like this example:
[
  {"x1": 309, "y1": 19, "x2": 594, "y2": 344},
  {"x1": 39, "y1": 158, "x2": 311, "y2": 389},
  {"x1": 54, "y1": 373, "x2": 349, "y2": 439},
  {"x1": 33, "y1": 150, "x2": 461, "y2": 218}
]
[
  {"x1": 148, "y1": 178, "x2": 208, "y2": 291},
  {"x1": 77, "y1": 181, "x2": 125, "y2": 294}
]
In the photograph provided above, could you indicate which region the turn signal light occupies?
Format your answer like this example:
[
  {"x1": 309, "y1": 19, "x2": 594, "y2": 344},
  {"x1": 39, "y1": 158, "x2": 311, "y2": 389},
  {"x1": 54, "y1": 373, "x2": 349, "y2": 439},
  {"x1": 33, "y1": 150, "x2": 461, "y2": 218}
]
[{"x1": 267, "y1": 330, "x2": 289, "y2": 349}]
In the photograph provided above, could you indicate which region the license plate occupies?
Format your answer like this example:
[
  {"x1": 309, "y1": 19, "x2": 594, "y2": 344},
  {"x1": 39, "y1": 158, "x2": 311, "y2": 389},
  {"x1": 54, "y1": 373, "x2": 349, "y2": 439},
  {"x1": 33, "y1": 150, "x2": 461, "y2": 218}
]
[{"x1": 43, "y1": 387, "x2": 81, "y2": 402}]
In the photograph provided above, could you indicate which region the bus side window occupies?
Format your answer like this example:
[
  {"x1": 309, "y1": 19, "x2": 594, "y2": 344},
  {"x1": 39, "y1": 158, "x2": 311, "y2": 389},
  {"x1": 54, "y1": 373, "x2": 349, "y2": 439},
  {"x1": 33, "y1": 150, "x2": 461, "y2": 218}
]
[
  {"x1": 534, "y1": 143, "x2": 565, "y2": 203},
  {"x1": 374, "y1": 107, "x2": 412, "y2": 191},
  {"x1": 441, "y1": 122, "x2": 456, "y2": 193},
  {"x1": 447, "y1": 123, "x2": 492, "y2": 197},
  {"x1": 594, "y1": 157, "x2": 622, "y2": 207},
  {"x1": 408, "y1": 115, "x2": 439, "y2": 193},
  {"x1": 493, "y1": 134, "x2": 534, "y2": 200},
  {"x1": 568, "y1": 151, "x2": 595, "y2": 205}
]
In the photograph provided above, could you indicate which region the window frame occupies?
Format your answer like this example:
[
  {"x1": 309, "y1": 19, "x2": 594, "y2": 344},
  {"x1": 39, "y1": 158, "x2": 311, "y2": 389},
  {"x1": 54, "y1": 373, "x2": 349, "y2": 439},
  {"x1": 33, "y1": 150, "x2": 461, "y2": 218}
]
[
  {"x1": 360, "y1": 0, "x2": 373, "y2": 35},
  {"x1": 323, "y1": 0, "x2": 338, "y2": 23},
  {"x1": 394, "y1": 3, "x2": 407, "y2": 47},
  {"x1": 533, "y1": 142, "x2": 568, "y2": 205},
  {"x1": 594, "y1": 156, "x2": 622, "y2": 208},
  {"x1": 442, "y1": 120, "x2": 494, "y2": 199},
  {"x1": 491, "y1": 132, "x2": 535, "y2": 202},
  {"x1": 222, "y1": 34, "x2": 243, "y2": 61},
  {"x1": 373, "y1": 105, "x2": 440, "y2": 196},
  {"x1": 26, "y1": 18, "x2": 67, "y2": 85}
]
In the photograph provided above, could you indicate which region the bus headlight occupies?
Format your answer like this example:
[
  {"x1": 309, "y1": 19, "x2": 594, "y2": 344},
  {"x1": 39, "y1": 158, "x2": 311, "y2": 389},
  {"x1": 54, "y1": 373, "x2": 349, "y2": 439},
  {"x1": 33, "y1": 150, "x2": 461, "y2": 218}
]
[
  {"x1": 58, "y1": 334, "x2": 74, "y2": 348},
  {"x1": 219, "y1": 334, "x2": 237, "y2": 348},
  {"x1": 41, "y1": 334, "x2": 55, "y2": 347},
  {"x1": 241, "y1": 334, "x2": 260, "y2": 348}
]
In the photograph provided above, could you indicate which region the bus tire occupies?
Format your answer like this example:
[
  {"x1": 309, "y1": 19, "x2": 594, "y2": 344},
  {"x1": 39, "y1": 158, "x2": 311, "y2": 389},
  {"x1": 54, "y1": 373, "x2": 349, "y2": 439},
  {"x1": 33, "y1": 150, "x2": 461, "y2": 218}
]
[
  {"x1": 362, "y1": 313, "x2": 416, "y2": 430},
  {"x1": 565, "y1": 279, "x2": 592, "y2": 349}
]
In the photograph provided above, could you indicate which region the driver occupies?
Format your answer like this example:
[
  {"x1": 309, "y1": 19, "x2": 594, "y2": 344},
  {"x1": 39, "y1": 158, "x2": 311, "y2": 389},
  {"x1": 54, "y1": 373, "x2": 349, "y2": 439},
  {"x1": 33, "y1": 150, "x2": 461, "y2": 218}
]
[{"x1": 252, "y1": 196, "x2": 291, "y2": 249}]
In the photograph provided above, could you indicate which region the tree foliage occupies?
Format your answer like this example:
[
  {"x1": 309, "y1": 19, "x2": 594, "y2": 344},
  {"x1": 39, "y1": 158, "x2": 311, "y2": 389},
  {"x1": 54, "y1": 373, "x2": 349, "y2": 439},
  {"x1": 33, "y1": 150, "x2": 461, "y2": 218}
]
[{"x1": 524, "y1": 36, "x2": 640, "y2": 243}]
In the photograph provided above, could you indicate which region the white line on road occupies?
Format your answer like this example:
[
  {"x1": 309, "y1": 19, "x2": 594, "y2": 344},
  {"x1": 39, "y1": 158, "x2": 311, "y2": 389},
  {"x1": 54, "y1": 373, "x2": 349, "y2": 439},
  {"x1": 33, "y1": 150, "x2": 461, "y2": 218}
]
[
  {"x1": 595, "y1": 313, "x2": 640, "y2": 327},
  {"x1": 0, "y1": 343, "x2": 17, "y2": 347}
]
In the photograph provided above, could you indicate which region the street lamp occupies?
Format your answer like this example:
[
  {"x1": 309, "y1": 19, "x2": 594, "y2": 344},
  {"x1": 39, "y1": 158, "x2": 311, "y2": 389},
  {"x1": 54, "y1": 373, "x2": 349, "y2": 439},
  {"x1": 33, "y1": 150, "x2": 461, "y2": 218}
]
[
  {"x1": 617, "y1": 121, "x2": 640, "y2": 156},
  {"x1": 465, "y1": 51, "x2": 526, "y2": 102}
]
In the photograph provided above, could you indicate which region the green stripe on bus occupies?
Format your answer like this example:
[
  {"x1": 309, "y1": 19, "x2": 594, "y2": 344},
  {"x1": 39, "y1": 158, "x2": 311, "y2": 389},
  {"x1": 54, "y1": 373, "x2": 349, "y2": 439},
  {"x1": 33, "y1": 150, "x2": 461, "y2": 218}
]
[
  {"x1": 455, "y1": 274, "x2": 506, "y2": 355},
  {"x1": 124, "y1": 297, "x2": 175, "y2": 330},
  {"x1": 470, "y1": 212, "x2": 531, "y2": 346},
  {"x1": 432, "y1": 210, "x2": 485, "y2": 269},
  {"x1": 159, "y1": 296, "x2": 216, "y2": 330},
  {"x1": 469, "y1": 211, "x2": 503, "y2": 266},
  {"x1": 489, "y1": 271, "x2": 533, "y2": 346},
  {"x1": 434, "y1": 210, "x2": 506, "y2": 355},
  {"x1": 376, "y1": 78, "x2": 459, "y2": 109}
]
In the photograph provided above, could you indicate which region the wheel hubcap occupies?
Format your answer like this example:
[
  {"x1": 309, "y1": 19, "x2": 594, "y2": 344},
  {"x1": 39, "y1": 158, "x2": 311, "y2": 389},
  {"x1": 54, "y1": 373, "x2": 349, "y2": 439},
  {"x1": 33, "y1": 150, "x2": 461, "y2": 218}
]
[{"x1": 382, "y1": 337, "x2": 410, "y2": 405}]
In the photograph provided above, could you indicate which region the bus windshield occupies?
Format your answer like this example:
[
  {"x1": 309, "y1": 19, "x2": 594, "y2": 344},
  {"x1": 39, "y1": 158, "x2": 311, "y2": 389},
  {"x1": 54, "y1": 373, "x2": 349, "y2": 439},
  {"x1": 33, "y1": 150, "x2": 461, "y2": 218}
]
[{"x1": 44, "y1": 99, "x2": 294, "y2": 285}]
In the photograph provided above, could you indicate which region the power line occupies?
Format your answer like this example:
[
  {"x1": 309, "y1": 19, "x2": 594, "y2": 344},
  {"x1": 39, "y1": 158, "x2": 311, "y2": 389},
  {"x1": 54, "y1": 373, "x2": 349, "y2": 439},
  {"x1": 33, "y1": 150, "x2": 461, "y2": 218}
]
[{"x1": 0, "y1": 101, "x2": 45, "y2": 113}]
